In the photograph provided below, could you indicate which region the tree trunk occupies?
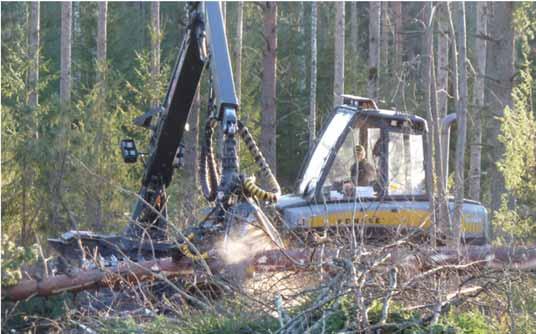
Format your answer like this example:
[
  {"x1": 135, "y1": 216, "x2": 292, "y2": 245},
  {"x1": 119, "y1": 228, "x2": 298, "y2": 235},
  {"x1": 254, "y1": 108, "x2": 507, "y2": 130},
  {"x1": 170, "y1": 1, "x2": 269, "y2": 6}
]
[
  {"x1": 380, "y1": 2, "x2": 390, "y2": 76},
  {"x1": 309, "y1": 2, "x2": 318, "y2": 148},
  {"x1": 60, "y1": 2, "x2": 72, "y2": 111},
  {"x1": 392, "y1": 2, "x2": 403, "y2": 110},
  {"x1": 96, "y1": 2, "x2": 107, "y2": 83},
  {"x1": 468, "y1": 2, "x2": 487, "y2": 202},
  {"x1": 72, "y1": 2, "x2": 81, "y2": 86},
  {"x1": 423, "y1": 2, "x2": 437, "y2": 244},
  {"x1": 333, "y1": 2, "x2": 345, "y2": 107},
  {"x1": 350, "y1": 2, "x2": 359, "y2": 95},
  {"x1": 28, "y1": 2, "x2": 39, "y2": 108},
  {"x1": 485, "y1": 2, "x2": 514, "y2": 213},
  {"x1": 368, "y1": 2, "x2": 381, "y2": 100},
  {"x1": 436, "y1": 4, "x2": 449, "y2": 119},
  {"x1": 150, "y1": 1, "x2": 160, "y2": 108},
  {"x1": 233, "y1": 1, "x2": 244, "y2": 103},
  {"x1": 392, "y1": 2, "x2": 402, "y2": 79},
  {"x1": 452, "y1": 2, "x2": 468, "y2": 248},
  {"x1": 261, "y1": 2, "x2": 278, "y2": 175}
]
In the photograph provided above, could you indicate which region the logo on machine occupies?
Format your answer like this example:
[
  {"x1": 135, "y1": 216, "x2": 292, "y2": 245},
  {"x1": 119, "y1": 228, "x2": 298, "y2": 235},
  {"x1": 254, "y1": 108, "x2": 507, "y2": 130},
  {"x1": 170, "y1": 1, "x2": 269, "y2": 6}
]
[{"x1": 336, "y1": 216, "x2": 382, "y2": 225}]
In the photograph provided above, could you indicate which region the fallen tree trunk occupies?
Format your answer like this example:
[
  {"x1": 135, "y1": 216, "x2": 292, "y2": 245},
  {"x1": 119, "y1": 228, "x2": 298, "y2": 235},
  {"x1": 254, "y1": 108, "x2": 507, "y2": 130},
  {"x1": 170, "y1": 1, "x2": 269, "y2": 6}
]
[{"x1": 4, "y1": 246, "x2": 536, "y2": 302}]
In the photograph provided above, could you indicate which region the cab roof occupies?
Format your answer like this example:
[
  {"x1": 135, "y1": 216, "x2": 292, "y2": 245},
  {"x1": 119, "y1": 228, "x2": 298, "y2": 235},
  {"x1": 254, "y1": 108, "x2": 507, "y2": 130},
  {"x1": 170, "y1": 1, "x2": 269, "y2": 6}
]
[{"x1": 340, "y1": 94, "x2": 428, "y2": 131}]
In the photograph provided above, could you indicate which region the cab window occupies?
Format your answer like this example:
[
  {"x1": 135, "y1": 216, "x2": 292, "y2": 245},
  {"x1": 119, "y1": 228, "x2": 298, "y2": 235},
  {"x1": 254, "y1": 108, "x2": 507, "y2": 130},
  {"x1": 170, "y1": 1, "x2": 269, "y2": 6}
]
[
  {"x1": 323, "y1": 126, "x2": 380, "y2": 199},
  {"x1": 387, "y1": 132, "x2": 426, "y2": 195}
]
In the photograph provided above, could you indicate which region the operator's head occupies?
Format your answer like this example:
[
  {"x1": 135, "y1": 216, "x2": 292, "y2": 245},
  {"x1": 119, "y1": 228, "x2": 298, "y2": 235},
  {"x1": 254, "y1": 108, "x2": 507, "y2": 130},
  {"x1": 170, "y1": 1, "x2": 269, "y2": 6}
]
[{"x1": 355, "y1": 145, "x2": 366, "y2": 161}]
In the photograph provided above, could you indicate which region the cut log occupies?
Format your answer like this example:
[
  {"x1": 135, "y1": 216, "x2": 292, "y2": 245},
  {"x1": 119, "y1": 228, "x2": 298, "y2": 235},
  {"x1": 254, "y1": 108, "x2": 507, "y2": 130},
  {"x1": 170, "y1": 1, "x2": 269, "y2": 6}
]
[{"x1": 4, "y1": 246, "x2": 536, "y2": 302}]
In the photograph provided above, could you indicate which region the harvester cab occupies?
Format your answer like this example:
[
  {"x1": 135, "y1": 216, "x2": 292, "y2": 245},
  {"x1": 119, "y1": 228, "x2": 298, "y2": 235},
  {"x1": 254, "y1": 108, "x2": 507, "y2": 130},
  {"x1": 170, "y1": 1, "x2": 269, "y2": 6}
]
[{"x1": 276, "y1": 95, "x2": 490, "y2": 244}]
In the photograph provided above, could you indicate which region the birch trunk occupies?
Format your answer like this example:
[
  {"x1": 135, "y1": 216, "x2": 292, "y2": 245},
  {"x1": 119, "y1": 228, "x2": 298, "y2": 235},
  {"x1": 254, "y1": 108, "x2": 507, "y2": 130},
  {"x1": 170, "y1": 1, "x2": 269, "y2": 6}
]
[
  {"x1": 368, "y1": 2, "x2": 381, "y2": 100},
  {"x1": 309, "y1": 2, "x2": 318, "y2": 148},
  {"x1": 28, "y1": 2, "x2": 39, "y2": 108},
  {"x1": 261, "y1": 2, "x2": 278, "y2": 175},
  {"x1": 333, "y1": 2, "x2": 345, "y2": 107},
  {"x1": 486, "y1": 2, "x2": 514, "y2": 213},
  {"x1": 436, "y1": 4, "x2": 449, "y2": 119},
  {"x1": 468, "y1": 2, "x2": 487, "y2": 201},
  {"x1": 60, "y1": 2, "x2": 72, "y2": 111},
  {"x1": 96, "y1": 2, "x2": 107, "y2": 83}
]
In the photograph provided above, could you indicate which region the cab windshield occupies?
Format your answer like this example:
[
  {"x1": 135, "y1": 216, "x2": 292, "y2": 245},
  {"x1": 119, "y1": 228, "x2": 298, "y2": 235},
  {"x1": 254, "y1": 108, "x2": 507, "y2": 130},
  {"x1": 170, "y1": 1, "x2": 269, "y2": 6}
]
[
  {"x1": 298, "y1": 110, "x2": 354, "y2": 194},
  {"x1": 322, "y1": 120, "x2": 426, "y2": 199}
]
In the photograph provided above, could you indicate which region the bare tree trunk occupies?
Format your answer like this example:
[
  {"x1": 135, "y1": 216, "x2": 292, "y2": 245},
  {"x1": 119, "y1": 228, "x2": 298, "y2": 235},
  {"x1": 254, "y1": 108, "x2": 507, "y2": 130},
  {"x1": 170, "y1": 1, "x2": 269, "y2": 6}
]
[
  {"x1": 233, "y1": 2, "x2": 243, "y2": 103},
  {"x1": 423, "y1": 2, "x2": 437, "y2": 244},
  {"x1": 28, "y1": 2, "x2": 39, "y2": 108},
  {"x1": 380, "y1": 2, "x2": 390, "y2": 76},
  {"x1": 261, "y1": 2, "x2": 278, "y2": 175},
  {"x1": 346, "y1": 2, "x2": 361, "y2": 95},
  {"x1": 72, "y1": 2, "x2": 81, "y2": 86},
  {"x1": 433, "y1": 5, "x2": 450, "y2": 238},
  {"x1": 96, "y1": 2, "x2": 107, "y2": 83},
  {"x1": 309, "y1": 2, "x2": 318, "y2": 148},
  {"x1": 368, "y1": 2, "x2": 381, "y2": 100},
  {"x1": 60, "y1": 2, "x2": 72, "y2": 111},
  {"x1": 22, "y1": 2, "x2": 39, "y2": 244},
  {"x1": 469, "y1": 2, "x2": 487, "y2": 202},
  {"x1": 486, "y1": 2, "x2": 514, "y2": 213},
  {"x1": 392, "y1": 2, "x2": 403, "y2": 110},
  {"x1": 436, "y1": 4, "x2": 449, "y2": 119},
  {"x1": 392, "y1": 2, "x2": 402, "y2": 77},
  {"x1": 299, "y1": 3, "x2": 307, "y2": 96},
  {"x1": 452, "y1": 3, "x2": 468, "y2": 249},
  {"x1": 150, "y1": 1, "x2": 160, "y2": 109},
  {"x1": 333, "y1": 2, "x2": 345, "y2": 107}
]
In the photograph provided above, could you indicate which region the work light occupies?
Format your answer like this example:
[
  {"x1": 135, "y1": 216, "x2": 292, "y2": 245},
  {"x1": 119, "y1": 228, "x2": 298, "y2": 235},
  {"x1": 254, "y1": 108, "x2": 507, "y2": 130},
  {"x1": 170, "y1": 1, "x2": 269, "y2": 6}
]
[{"x1": 120, "y1": 139, "x2": 138, "y2": 163}]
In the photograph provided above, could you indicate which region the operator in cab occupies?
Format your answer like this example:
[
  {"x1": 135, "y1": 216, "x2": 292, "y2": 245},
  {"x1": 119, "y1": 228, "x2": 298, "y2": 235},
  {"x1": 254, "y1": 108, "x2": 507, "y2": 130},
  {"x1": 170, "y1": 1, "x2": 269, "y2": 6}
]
[{"x1": 342, "y1": 145, "x2": 376, "y2": 197}]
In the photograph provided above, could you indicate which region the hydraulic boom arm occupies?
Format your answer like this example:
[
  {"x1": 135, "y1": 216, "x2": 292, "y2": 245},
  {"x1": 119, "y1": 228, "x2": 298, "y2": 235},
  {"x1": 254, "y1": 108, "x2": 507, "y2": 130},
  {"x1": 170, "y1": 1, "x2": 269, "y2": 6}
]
[{"x1": 125, "y1": 2, "x2": 243, "y2": 240}]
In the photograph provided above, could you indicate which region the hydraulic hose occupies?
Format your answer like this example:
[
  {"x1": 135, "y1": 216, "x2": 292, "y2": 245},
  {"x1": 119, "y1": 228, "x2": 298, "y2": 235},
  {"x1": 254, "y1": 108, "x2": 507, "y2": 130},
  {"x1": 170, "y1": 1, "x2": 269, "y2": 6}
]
[
  {"x1": 179, "y1": 233, "x2": 208, "y2": 260},
  {"x1": 238, "y1": 120, "x2": 281, "y2": 202},
  {"x1": 199, "y1": 117, "x2": 281, "y2": 203},
  {"x1": 199, "y1": 117, "x2": 220, "y2": 201}
]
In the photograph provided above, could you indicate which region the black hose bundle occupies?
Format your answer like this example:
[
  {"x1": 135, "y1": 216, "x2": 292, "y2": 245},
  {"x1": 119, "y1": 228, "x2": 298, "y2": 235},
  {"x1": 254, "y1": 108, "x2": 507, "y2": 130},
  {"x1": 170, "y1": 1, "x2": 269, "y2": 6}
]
[
  {"x1": 198, "y1": 117, "x2": 281, "y2": 203},
  {"x1": 238, "y1": 120, "x2": 281, "y2": 202},
  {"x1": 199, "y1": 117, "x2": 220, "y2": 201}
]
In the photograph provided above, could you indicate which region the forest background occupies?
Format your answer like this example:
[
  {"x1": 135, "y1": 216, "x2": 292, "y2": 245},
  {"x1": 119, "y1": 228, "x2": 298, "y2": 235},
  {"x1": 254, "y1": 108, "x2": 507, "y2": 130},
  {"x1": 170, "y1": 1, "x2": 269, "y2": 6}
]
[{"x1": 1, "y1": 1, "x2": 536, "y2": 332}]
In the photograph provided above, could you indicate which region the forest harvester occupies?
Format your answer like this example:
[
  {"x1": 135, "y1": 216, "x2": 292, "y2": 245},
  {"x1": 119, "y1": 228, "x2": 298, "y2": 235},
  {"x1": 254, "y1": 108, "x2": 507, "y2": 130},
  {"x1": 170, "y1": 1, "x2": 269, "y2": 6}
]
[{"x1": 5, "y1": 2, "x2": 491, "y2": 301}]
